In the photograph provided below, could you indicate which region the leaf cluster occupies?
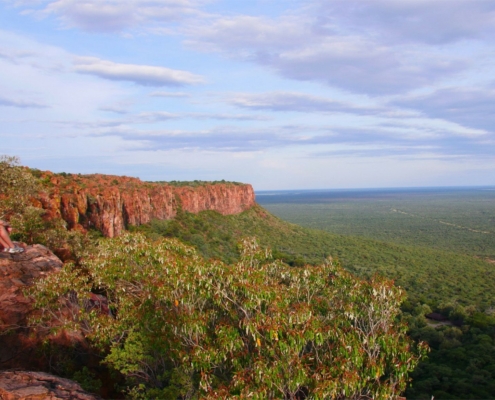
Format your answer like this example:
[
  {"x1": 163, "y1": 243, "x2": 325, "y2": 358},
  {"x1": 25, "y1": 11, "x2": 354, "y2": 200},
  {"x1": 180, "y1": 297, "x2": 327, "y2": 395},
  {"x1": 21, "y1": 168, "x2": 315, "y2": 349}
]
[
  {"x1": 0, "y1": 155, "x2": 93, "y2": 261},
  {"x1": 29, "y1": 233, "x2": 425, "y2": 399}
]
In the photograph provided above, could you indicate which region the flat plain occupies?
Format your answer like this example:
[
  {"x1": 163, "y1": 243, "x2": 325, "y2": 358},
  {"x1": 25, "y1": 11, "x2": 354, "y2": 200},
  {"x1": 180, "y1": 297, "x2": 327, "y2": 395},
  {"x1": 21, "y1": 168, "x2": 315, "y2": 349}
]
[{"x1": 256, "y1": 186, "x2": 495, "y2": 260}]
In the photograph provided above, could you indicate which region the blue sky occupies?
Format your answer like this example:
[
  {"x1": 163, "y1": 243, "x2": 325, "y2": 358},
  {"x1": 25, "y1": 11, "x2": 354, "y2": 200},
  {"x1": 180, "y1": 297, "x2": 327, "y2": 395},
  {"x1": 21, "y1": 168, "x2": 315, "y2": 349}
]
[{"x1": 1, "y1": 0, "x2": 495, "y2": 190}]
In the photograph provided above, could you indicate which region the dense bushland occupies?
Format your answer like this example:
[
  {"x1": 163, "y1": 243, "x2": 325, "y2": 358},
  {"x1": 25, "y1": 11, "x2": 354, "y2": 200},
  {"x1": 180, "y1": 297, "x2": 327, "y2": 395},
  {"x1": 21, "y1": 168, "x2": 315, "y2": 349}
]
[
  {"x1": 258, "y1": 190, "x2": 495, "y2": 259},
  {"x1": 134, "y1": 206, "x2": 495, "y2": 398},
  {"x1": 30, "y1": 233, "x2": 425, "y2": 399},
  {"x1": 133, "y1": 206, "x2": 495, "y2": 310}
]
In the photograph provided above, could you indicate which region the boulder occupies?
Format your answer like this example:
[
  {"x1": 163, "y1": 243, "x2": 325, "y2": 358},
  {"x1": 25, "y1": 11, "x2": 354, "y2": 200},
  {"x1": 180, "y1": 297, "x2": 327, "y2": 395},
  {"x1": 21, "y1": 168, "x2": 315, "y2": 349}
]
[
  {"x1": 0, "y1": 245, "x2": 81, "y2": 370},
  {"x1": 0, "y1": 244, "x2": 62, "y2": 330},
  {"x1": 0, "y1": 370, "x2": 101, "y2": 399}
]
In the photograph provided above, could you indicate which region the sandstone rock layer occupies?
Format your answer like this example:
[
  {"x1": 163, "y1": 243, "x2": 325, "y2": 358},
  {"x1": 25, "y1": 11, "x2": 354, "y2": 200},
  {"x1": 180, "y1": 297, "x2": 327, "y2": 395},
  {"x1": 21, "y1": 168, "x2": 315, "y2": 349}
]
[
  {"x1": 0, "y1": 245, "x2": 84, "y2": 372},
  {"x1": 0, "y1": 371, "x2": 101, "y2": 400},
  {"x1": 38, "y1": 173, "x2": 256, "y2": 237},
  {"x1": 0, "y1": 245, "x2": 62, "y2": 330}
]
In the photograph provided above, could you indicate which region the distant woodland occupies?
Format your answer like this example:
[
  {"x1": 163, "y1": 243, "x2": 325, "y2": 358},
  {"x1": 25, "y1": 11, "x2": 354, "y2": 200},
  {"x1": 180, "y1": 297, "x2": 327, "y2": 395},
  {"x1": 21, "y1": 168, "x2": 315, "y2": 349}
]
[{"x1": 257, "y1": 188, "x2": 495, "y2": 399}]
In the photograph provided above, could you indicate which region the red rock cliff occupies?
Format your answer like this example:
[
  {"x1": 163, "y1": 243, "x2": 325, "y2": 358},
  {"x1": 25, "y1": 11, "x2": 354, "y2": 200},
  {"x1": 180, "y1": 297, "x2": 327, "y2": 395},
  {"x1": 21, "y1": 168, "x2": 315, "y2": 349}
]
[{"x1": 37, "y1": 173, "x2": 256, "y2": 237}]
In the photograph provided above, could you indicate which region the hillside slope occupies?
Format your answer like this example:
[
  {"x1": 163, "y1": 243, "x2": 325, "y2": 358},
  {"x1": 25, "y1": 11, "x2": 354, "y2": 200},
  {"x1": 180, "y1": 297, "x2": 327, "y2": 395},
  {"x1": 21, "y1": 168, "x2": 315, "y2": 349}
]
[{"x1": 134, "y1": 205, "x2": 495, "y2": 310}]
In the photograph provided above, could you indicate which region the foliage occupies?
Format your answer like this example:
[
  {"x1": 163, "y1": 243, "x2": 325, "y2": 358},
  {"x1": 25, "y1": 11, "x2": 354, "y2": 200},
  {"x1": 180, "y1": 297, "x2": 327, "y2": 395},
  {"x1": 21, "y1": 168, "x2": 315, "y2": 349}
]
[
  {"x1": 257, "y1": 188, "x2": 495, "y2": 259},
  {"x1": 72, "y1": 367, "x2": 103, "y2": 394},
  {"x1": 405, "y1": 312, "x2": 495, "y2": 399},
  {"x1": 134, "y1": 206, "x2": 495, "y2": 311},
  {"x1": 153, "y1": 179, "x2": 243, "y2": 187},
  {"x1": 254, "y1": 191, "x2": 495, "y2": 399},
  {"x1": 29, "y1": 233, "x2": 425, "y2": 399},
  {"x1": 35, "y1": 341, "x2": 103, "y2": 395},
  {"x1": 0, "y1": 155, "x2": 92, "y2": 261},
  {"x1": 0, "y1": 155, "x2": 40, "y2": 220},
  {"x1": 134, "y1": 205, "x2": 495, "y2": 399}
]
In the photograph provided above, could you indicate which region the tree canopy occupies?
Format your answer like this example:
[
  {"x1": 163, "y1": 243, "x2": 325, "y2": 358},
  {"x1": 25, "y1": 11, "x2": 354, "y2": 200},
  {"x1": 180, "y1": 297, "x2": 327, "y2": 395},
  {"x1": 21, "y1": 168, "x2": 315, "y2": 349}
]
[{"x1": 30, "y1": 233, "x2": 426, "y2": 399}]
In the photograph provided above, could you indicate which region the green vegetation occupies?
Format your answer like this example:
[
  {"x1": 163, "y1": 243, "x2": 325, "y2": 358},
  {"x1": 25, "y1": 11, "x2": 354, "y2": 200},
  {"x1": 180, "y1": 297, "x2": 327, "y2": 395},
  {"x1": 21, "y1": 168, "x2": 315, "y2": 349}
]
[
  {"x1": 4, "y1": 157, "x2": 495, "y2": 398},
  {"x1": 152, "y1": 179, "x2": 244, "y2": 187},
  {"x1": 257, "y1": 188, "x2": 495, "y2": 259},
  {"x1": 131, "y1": 198, "x2": 495, "y2": 398},
  {"x1": 256, "y1": 188, "x2": 495, "y2": 399},
  {"x1": 30, "y1": 233, "x2": 425, "y2": 399},
  {"x1": 405, "y1": 315, "x2": 495, "y2": 398},
  {"x1": 133, "y1": 206, "x2": 495, "y2": 310}
]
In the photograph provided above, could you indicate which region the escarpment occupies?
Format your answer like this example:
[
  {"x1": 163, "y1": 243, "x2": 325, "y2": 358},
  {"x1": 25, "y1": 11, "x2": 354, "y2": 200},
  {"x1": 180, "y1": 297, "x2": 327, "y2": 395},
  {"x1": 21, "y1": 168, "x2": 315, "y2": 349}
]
[{"x1": 35, "y1": 172, "x2": 256, "y2": 237}]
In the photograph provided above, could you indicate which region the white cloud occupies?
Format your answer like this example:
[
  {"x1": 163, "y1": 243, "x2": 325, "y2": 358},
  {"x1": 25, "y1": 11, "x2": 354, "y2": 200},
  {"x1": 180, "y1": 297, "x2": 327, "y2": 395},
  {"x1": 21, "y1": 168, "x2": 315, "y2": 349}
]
[
  {"x1": 184, "y1": 11, "x2": 469, "y2": 95},
  {"x1": 3, "y1": 1, "x2": 495, "y2": 189},
  {"x1": 150, "y1": 91, "x2": 191, "y2": 98},
  {"x1": 45, "y1": 0, "x2": 138, "y2": 32},
  {"x1": 99, "y1": 104, "x2": 131, "y2": 114},
  {"x1": 313, "y1": 0, "x2": 495, "y2": 45},
  {"x1": 73, "y1": 57, "x2": 205, "y2": 86},
  {"x1": 227, "y1": 91, "x2": 384, "y2": 115},
  {"x1": 0, "y1": 95, "x2": 48, "y2": 108},
  {"x1": 134, "y1": 112, "x2": 270, "y2": 121},
  {"x1": 185, "y1": 15, "x2": 310, "y2": 53},
  {"x1": 8, "y1": 0, "x2": 207, "y2": 32},
  {"x1": 392, "y1": 86, "x2": 495, "y2": 131}
]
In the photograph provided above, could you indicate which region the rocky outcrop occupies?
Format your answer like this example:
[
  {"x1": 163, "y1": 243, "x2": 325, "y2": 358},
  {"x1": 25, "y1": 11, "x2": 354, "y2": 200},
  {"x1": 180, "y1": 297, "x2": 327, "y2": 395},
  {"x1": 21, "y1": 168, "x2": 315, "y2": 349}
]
[
  {"x1": 0, "y1": 245, "x2": 82, "y2": 371},
  {"x1": 0, "y1": 247, "x2": 114, "y2": 398},
  {"x1": 0, "y1": 245, "x2": 62, "y2": 332},
  {"x1": 0, "y1": 371, "x2": 101, "y2": 399},
  {"x1": 37, "y1": 173, "x2": 256, "y2": 237}
]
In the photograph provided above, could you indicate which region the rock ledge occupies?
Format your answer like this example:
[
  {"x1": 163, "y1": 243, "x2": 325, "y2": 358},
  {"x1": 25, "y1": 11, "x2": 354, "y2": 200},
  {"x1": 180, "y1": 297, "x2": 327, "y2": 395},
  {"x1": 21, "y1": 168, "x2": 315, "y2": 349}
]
[{"x1": 0, "y1": 370, "x2": 101, "y2": 400}]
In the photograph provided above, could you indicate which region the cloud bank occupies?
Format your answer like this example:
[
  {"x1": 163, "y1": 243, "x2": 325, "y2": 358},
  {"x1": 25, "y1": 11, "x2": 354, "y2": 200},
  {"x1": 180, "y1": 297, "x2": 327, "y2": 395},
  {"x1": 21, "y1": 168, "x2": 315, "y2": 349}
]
[{"x1": 2, "y1": 0, "x2": 495, "y2": 189}]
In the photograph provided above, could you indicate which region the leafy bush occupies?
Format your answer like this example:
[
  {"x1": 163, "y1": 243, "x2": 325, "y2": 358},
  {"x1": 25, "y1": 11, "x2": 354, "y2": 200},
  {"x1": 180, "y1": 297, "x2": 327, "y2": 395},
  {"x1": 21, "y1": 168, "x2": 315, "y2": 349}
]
[
  {"x1": 0, "y1": 155, "x2": 92, "y2": 261},
  {"x1": 30, "y1": 233, "x2": 426, "y2": 399},
  {"x1": 0, "y1": 155, "x2": 40, "y2": 220}
]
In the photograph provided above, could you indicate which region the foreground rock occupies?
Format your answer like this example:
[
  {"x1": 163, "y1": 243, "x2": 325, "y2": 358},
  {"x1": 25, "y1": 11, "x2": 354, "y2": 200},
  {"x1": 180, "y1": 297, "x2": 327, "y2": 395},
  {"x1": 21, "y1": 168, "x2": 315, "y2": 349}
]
[
  {"x1": 0, "y1": 244, "x2": 62, "y2": 331},
  {"x1": 0, "y1": 245, "x2": 86, "y2": 371},
  {"x1": 0, "y1": 370, "x2": 101, "y2": 399}
]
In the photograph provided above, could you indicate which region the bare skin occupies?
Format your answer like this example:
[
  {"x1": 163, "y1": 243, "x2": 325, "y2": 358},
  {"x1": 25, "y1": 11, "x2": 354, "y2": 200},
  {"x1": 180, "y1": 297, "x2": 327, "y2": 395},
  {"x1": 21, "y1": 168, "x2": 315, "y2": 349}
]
[{"x1": 0, "y1": 221, "x2": 16, "y2": 250}]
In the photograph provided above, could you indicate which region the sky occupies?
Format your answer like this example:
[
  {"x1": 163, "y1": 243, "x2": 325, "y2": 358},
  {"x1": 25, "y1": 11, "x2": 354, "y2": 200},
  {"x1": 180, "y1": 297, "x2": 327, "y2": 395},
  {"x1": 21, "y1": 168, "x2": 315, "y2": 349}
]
[{"x1": 1, "y1": 0, "x2": 495, "y2": 190}]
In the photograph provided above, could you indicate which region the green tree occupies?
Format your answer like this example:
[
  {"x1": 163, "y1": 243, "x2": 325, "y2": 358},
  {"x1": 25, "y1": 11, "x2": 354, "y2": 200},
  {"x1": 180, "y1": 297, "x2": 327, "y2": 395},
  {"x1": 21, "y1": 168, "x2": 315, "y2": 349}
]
[
  {"x1": 0, "y1": 155, "x2": 90, "y2": 260},
  {"x1": 30, "y1": 233, "x2": 426, "y2": 399},
  {"x1": 0, "y1": 155, "x2": 40, "y2": 221}
]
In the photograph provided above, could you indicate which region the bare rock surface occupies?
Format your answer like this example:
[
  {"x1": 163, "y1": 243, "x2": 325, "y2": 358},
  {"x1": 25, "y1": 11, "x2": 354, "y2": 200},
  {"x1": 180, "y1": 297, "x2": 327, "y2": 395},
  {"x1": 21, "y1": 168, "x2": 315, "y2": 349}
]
[
  {"x1": 0, "y1": 245, "x2": 73, "y2": 370},
  {"x1": 0, "y1": 244, "x2": 62, "y2": 330},
  {"x1": 37, "y1": 172, "x2": 256, "y2": 237},
  {"x1": 0, "y1": 370, "x2": 101, "y2": 399}
]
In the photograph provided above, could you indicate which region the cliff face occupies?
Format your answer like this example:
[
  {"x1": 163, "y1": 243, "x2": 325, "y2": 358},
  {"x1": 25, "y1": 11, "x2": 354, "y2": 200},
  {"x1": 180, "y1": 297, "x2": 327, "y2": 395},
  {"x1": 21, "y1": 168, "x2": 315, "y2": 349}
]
[{"x1": 37, "y1": 173, "x2": 256, "y2": 237}]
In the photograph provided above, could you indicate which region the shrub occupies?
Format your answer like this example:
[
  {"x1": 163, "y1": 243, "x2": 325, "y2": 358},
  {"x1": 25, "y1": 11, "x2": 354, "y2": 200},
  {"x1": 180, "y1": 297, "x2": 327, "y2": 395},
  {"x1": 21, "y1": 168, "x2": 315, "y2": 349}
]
[
  {"x1": 30, "y1": 233, "x2": 426, "y2": 399},
  {"x1": 0, "y1": 155, "x2": 39, "y2": 220},
  {"x1": 1, "y1": 155, "x2": 92, "y2": 261}
]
